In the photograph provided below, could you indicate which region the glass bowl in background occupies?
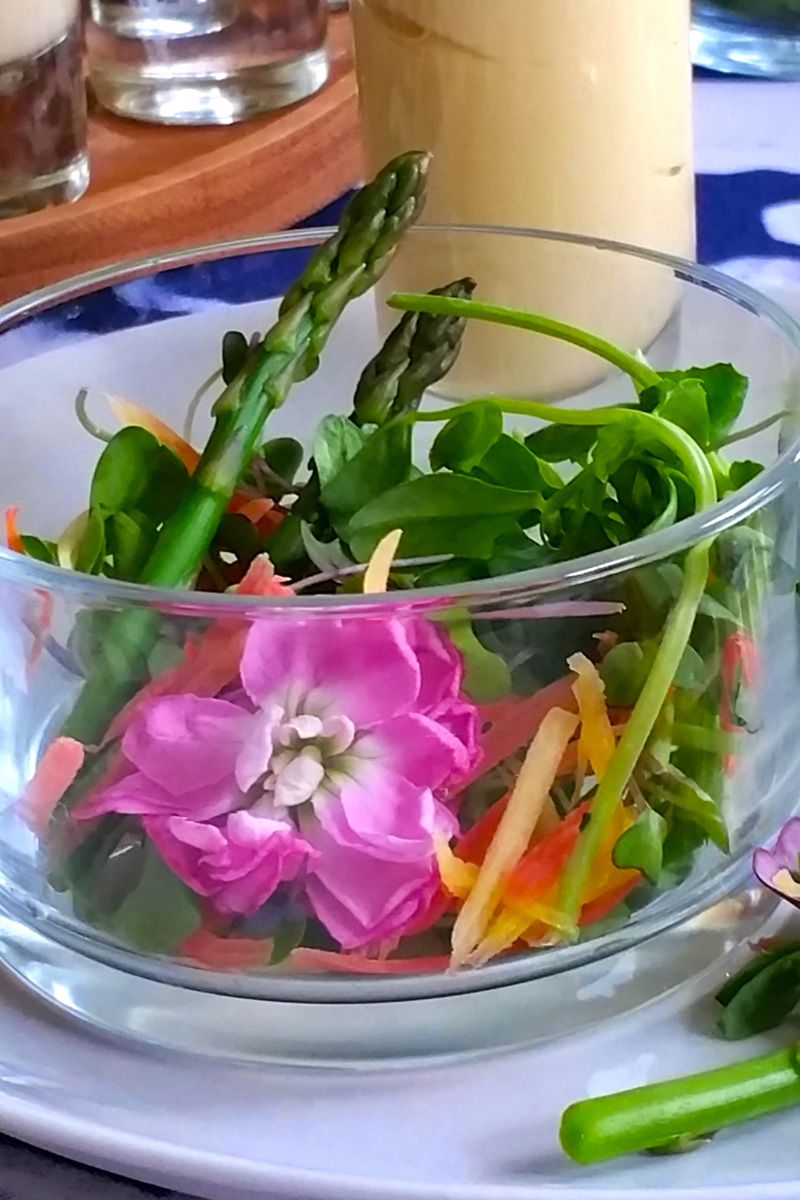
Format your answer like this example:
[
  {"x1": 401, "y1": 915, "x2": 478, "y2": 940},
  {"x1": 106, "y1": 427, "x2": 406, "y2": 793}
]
[
  {"x1": 1, "y1": 227, "x2": 800, "y2": 1063},
  {"x1": 693, "y1": 0, "x2": 800, "y2": 78}
]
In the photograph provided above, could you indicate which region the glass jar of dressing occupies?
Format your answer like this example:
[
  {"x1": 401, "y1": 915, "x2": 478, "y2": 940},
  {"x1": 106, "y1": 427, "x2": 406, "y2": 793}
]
[{"x1": 351, "y1": 0, "x2": 695, "y2": 398}]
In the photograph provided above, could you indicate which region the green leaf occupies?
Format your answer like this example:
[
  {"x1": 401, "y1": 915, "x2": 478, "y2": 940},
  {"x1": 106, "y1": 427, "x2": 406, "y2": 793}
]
[
  {"x1": 313, "y1": 415, "x2": 366, "y2": 491},
  {"x1": 477, "y1": 433, "x2": 562, "y2": 494},
  {"x1": 108, "y1": 842, "x2": 200, "y2": 955},
  {"x1": 260, "y1": 437, "x2": 304, "y2": 497},
  {"x1": 729, "y1": 460, "x2": 763, "y2": 490},
  {"x1": 525, "y1": 424, "x2": 597, "y2": 463},
  {"x1": 106, "y1": 509, "x2": 157, "y2": 581},
  {"x1": 270, "y1": 914, "x2": 307, "y2": 965},
  {"x1": 656, "y1": 776, "x2": 729, "y2": 851},
  {"x1": 717, "y1": 946, "x2": 800, "y2": 1040},
  {"x1": 673, "y1": 644, "x2": 708, "y2": 691},
  {"x1": 321, "y1": 421, "x2": 412, "y2": 527},
  {"x1": 655, "y1": 379, "x2": 711, "y2": 449},
  {"x1": 440, "y1": 611, "x2": 512, "y2": 703},
  {"x1": 600, "y1": 642, "x2": 649, "y2": 707},
  {"x1": 347, "y1": 474, "x2": 542, "y2": 561},
  {"x1": 660, "y1": 363, "x2": 747, "y2": 445},
  {"x1": 222, "y1": 330, "x2": 249, "y2": 384},
  {"x1": 429, "y1": 401, "x2": 503, "y2": 472},
  {"x1": 74, "y1": 510, "x2": 107, "y2": 575},
  {"x1": 717, "y1": 941, "x2": 800, "y2": 1007},
  {"x1": 612, "y1": 807, "x2": 668, "y2": 884},
  {"x1": 19, "y1": 535, "x2": 58, "y2": 564},
  {"x1": 90, "y1": 427, "x2": 190, "y2": 524}
]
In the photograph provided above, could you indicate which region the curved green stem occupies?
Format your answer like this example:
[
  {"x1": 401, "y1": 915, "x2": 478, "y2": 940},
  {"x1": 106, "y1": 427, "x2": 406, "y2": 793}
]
[
  {"x1": 388, "y1": 293, "x2": 661, "y2": 393},
  {"x1": 414, "y1": 397, "x2": 717, "y2": 932}
]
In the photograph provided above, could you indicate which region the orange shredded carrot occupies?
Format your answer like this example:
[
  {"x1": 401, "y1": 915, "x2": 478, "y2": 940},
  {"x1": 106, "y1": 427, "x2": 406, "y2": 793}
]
[
  {"x1": 467, "y1": 676, "x2": 578, "y2": 785},
  {"x1": 178, "y1": 930, "x2": 270, "y2": 971},
  {"x1": 21, "y1": 738, "x2": 85, "y2": 835},
  {"x1": 4, "y1": 507, "x2": 23, "y2": 554},
  {"x1": 106, "y1": 396, "x2": 201, "y2": 473}
]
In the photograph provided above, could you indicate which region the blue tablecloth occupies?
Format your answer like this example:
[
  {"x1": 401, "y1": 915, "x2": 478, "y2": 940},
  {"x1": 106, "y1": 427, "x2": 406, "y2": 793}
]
[{"x1": 2, "y1": 71, "x2": 800, "y2": 1200}]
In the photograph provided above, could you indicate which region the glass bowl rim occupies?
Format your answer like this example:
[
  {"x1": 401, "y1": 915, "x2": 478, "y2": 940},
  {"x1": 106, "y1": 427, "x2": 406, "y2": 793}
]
[{"x1": 2, "y1": 222, "x2": 800, "y2": 616}]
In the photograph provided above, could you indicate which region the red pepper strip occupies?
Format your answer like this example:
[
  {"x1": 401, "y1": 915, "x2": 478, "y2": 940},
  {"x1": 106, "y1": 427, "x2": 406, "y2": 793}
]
[
  {"x1": 4, "y1": 507, "x2": 23, "y2": 554},
  {"x1": 579, "y1": 877, "x2": 640, "y2": 926},
  {"x1": 467, "y1": 676, "x2": 577, "y2": 785},
  {"x1": 178, "y1": 929, "x2": 271, "y2": 971},
  {"x1": 720, "y1": 631, "x2": 757, "y2": 772},
  {"x1": 503, "y1": 800, "x2": 591, "y2": 907},
  {"x1": 454, "y1": 794, "x2": 511, "y2": 865},
  {"x1": 289, "y1": 948, "x2": 451, "y2": 975}
]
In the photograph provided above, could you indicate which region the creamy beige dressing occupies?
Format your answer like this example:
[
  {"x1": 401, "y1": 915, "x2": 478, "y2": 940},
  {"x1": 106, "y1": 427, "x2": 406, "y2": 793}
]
[
  {"x1": 352, "y1": 0, "x2": 695, "y2": 398},
  {"x1": 0, "y1": 0, "x2": 78, "y2": 65}
]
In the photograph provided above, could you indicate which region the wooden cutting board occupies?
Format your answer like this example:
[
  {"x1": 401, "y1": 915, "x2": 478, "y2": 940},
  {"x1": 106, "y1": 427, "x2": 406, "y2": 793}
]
[{"x1": 0, "y1": 13, "x2": 362, "y2": 305}]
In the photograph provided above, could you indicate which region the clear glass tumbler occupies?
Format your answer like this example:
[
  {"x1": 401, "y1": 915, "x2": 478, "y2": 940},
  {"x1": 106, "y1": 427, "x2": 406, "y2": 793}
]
[
  {"x1": 693, "y1": 1, "x2": 800, "y2": 77},
  {"x1": 351, "y1": 0, "x2": 695, "y2": 400},
  {"x1": 0, "y1": 0, "x2": 89, "y2": 218},
  {"x1": 86, "y1": 0, "x2": 330, "y2": 125}
]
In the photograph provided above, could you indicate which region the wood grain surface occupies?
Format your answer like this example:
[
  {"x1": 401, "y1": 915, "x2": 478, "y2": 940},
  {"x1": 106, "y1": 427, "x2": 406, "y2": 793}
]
[{"x1": 0, "y1": 13, "x2": 362, "y2": 305}]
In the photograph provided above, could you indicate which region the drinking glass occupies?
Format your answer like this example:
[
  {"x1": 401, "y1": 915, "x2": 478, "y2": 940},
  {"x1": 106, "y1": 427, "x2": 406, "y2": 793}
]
[
  {"x1": 0, "y1": 0, "x2": 89, "y2": 218},
  {"x1": 86, "y1": 0, "x2": 329, "y2": 124},
  {"x1": 693, "y1": 1, "x2": 800, "y2": 77}
]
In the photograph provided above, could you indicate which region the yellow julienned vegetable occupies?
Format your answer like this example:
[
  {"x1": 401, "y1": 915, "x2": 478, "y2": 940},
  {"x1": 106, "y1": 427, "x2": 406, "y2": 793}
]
[
  {"x1": 449, "y1": 706, "x2": 579, "y2": 967},
  {"x1": 568, "y1": 652, "x2": 616, "y2": 780},
  {"x1": 362, "y1": 528, "x2": 403, "y2": 594}
]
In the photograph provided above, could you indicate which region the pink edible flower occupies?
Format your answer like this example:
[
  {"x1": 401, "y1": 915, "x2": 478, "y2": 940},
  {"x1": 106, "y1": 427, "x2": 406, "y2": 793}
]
[
  {"x1": 753, "y1": 818, "x2": 800, "y2": 906},
  {"x1": 80, "y1": 614, "x2": 480, "y2": 947}
]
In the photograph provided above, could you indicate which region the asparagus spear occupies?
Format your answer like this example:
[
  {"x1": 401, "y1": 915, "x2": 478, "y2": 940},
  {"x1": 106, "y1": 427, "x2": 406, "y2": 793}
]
[
  {"x1": 60, "y1": 152, "x2": 431, "y2": 748},
  {"x1": 353, "y1": 277, "x2": 477, "y2": 425},
  {"x1": 560, "y1": 1042, "x2": 800, "y2": 1163},
  {"x1": 267, "y1": 275, "x2": 477, "y2": 570}
]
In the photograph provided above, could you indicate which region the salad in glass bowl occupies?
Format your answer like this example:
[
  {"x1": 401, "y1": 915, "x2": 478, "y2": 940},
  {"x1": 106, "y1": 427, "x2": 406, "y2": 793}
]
[{"x1": 0, "y1": 154, "x2": 799, "y2": 1048}]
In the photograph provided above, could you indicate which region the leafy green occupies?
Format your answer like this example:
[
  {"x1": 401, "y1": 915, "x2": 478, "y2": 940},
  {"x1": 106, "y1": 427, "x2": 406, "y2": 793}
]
[
  {"x1": 19, "y1": 535, "x2": 58, "y2": 564},
  {"x1": 107, "y1": 842, "x2": 200, "y2": 954},
  {"x1": 347, "y1": 473, "x2": 543, "y2": 561},
  {"x1": 430, "y1": 401, "x2": 503, "y2": 473},
  {"x1": 717, "y1": 944, "x2": 800, "y2": 1040},
  {"x1": 612, "y1": 807, "x2": 668, "y2": 884},
  {"x1": 601, "y1": 642, "x2": 649, "y2": 707},
  {"x1": 313, "y1": 415, "x2": 366, "y2": 491},
  {"x1": 321, "y1": 421, "x2": 412, "y2": 533},
  {"x1": 90, "y1": 426, "x2": 190, "y2": 523},
  {"x1": 441, "y1": 611, "x2": 512, "y2": 703},
  {"x1": 221, "y1": 330, "x2": 249, "y2": 385}
]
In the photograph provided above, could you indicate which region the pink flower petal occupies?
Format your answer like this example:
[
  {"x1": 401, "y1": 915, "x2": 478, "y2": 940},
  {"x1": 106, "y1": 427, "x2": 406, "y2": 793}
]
[
  {"x1": 305, "y1": 818, "x2": 441, "y2": 950},
  {"x1": 405, "y1": 618, "x2": 463, "y2": 715},
  {"x1": 317, "y1": 772, "x2": 438, "y2": 863},
  {"x1": 123, "y1": 694, "x2": 246, "y2": 797},
  {"x1": 376, "y1": 712, "x2": 470, "y2": 791},
  {"x1": 240, "y1": 617, "x2": 421, "y2": 726},
  {"x1": 80, "y1": 769, "x2": 241, "y2": 821},
  {"x1": 144, "y1": 812, "x2": 312, "y2": 916}
]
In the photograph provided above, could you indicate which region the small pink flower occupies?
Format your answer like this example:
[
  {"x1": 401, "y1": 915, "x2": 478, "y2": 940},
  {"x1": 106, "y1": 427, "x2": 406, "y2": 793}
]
[
  {"x1": 754, "y1": 818, "x2": 800, "y2": 906},
  {"x1": 144, "y1": 811, "x2": 314, "y2": 916},
  {"x1": 80, "y1": 614, "x2": 480, "y2": 942}
]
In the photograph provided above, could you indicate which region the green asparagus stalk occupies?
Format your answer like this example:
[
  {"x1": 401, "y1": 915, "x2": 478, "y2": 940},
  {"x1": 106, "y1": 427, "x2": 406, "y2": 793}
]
[
  {"x1": 268, "y1": 275, "x2": 476, "y2": 570},
  {"x1": 60, "y1": 152, "x2": 431, "y2": 748},
  {"x1": 560, "y1": 1042, "x2": 800, "y2": 1163},
  {"x1": 353, "y1": 277, "x2": 476, "y2": 425}
]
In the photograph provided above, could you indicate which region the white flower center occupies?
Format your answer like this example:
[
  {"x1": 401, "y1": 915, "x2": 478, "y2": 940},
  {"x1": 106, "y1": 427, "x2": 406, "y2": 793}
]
[{"x1": 245, "y1": 686, "x2": 368, "y2": 814}]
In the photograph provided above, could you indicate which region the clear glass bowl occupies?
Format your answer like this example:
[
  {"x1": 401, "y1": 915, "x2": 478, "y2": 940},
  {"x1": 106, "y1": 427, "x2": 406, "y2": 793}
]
[
  {"x1": 693, "y1": 0, "x2": 800, "y2": 78},
  {"x1": 1, "y1": 226, "x2": 800, "y2": 1062}
]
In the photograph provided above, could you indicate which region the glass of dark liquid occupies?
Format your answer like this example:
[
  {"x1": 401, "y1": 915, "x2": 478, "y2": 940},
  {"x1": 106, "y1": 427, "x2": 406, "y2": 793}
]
[{"x1": 0, "y1": 0, "x2": 89, "y2": 219}]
